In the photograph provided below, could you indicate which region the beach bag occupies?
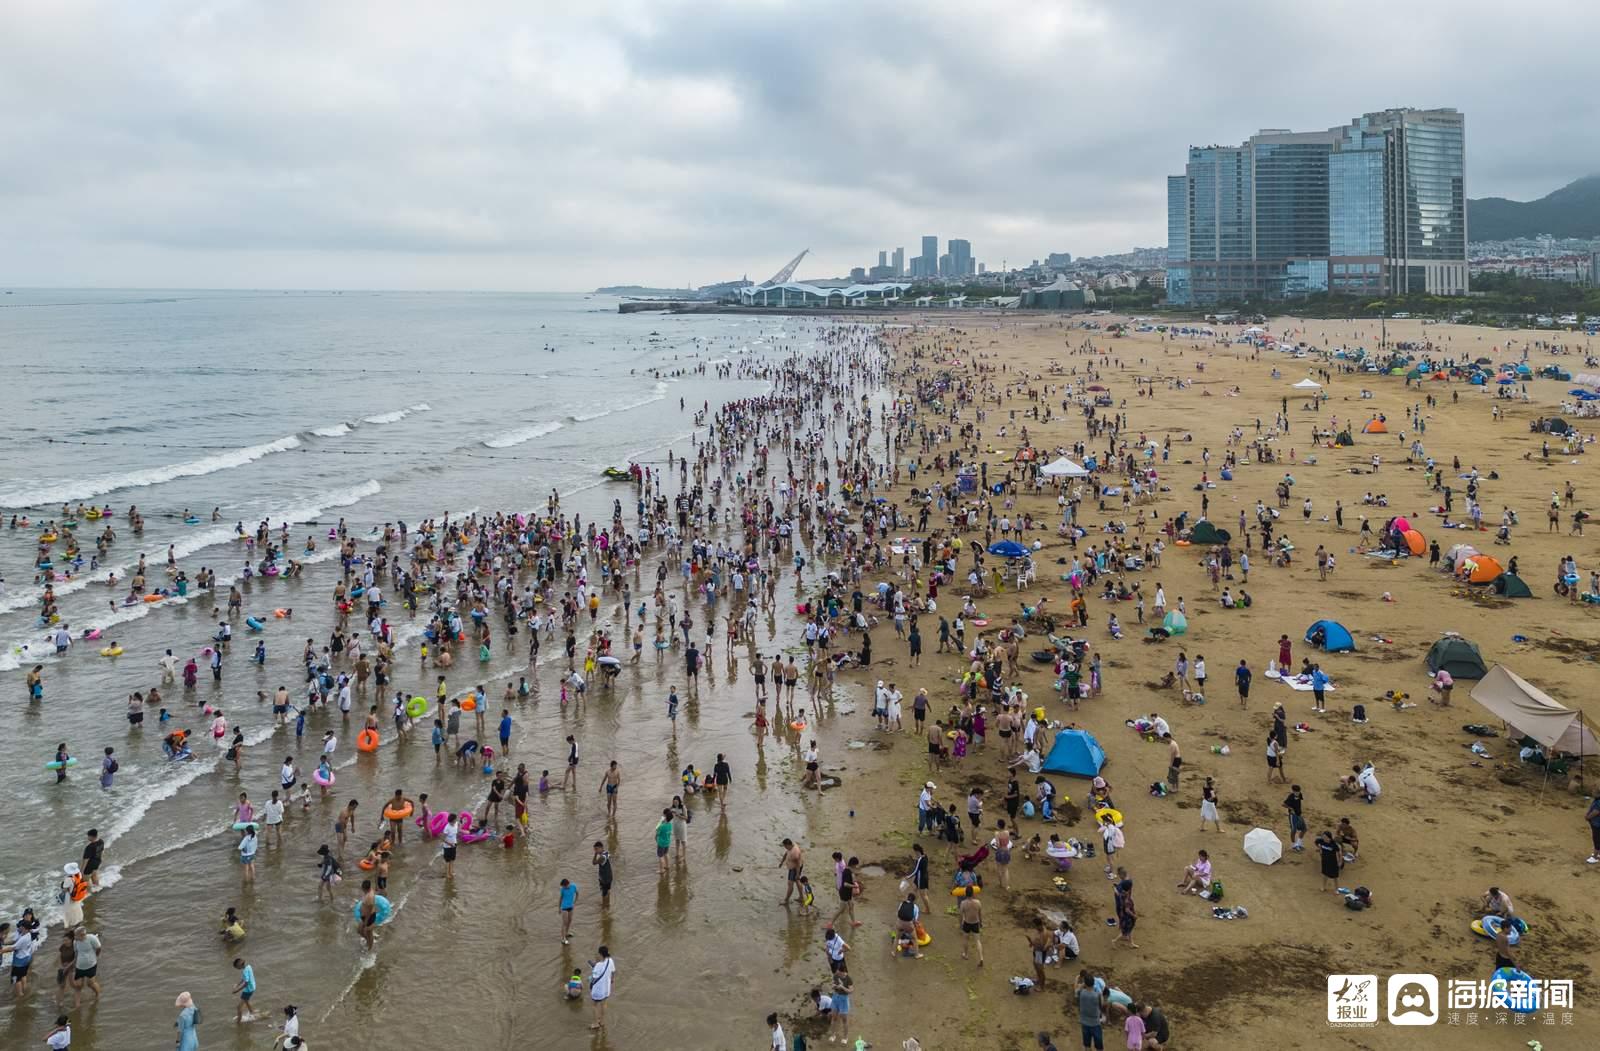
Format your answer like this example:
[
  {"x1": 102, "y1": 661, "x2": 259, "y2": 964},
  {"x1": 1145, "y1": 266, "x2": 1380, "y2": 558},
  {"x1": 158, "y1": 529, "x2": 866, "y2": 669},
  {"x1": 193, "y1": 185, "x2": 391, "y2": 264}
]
[
  {"x1": 1208, "y1": 880, "x2": 1224, "y2": 902},
  {"x1": 108, "y1": 758, "x2": 119, "y2": 774},
  {"x1": 1352, "y1": 704, "x2": 1367, "y2": 722}
]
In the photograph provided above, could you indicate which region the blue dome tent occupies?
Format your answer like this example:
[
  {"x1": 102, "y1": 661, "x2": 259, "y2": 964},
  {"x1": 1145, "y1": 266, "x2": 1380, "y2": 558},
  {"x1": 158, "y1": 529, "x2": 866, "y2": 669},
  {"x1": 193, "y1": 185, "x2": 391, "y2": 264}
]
[
  {"x1": 1041, "y1": 729, "x2": 1107, "y2": 777},
  {"x1": 1305, "y1": 619, "x2": 1355, "y2": 652}
]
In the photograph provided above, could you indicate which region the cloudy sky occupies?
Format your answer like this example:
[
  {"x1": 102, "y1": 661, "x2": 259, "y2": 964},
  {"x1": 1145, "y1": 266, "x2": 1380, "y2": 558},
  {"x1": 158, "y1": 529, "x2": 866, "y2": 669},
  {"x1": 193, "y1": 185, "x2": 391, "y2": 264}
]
[{"x1": 3, "y1": 0, "x2": 1594, "y2": 291}]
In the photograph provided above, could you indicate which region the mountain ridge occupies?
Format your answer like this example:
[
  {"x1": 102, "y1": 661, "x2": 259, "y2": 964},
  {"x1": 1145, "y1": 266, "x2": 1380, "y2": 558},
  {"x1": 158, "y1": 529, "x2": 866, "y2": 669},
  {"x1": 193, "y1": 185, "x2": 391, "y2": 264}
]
[{"x1": 1469, "y1": 175, "x2": 1600, "y2": 241}]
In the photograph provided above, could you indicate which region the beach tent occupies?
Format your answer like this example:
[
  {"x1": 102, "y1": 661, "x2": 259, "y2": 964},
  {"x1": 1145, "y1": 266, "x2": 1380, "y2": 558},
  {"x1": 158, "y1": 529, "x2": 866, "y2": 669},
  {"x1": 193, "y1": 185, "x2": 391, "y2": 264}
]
[
  {"x1": 1334, "y1": 430, "x2": 1354, "y2": 446},
  {"x1": 1470, "y1": 665, "x2": 1600, "y2": 756},
  {"x1": 988, "y1": 540, "x2": 1028, "y2": 559},
  {"x1": 1442, "y1": 543, "x2": 1480, "y2": 571},
  {"x1": 1041, "y1": 729, "x2": 1107, "y2": 777},
  {"x1": 1162, "y1": 611, "x2": 1188, "y2": 636},
  {"x1": 1401, "y1": 529, "x2": 1426, "y2": 556},
  {"x1": 1362, "y1": 419, "x2": 1389, "y2": 433},
  {"x1": 1495, "y1": 573, "x2": 1533, "y2": 598},
  {"x1": 1458, "y1": 554, "x2": 1504, "y2": 584},
  {"x1": 1040, "y1": 456, "x2": 1089, "y2": 478},
  {"x1": 1187, "y1": 520, "x2": 1230, "y2": 545},
  {"x1": 1426, "y1": 637, "x2": 1488, "y2": 679},
  {"x1": 1542, "y1": 418, "x2": 1571, "y2": 435},
  {"x1": 1305, "y1": 620, "x2": 1355, "y2": 652},
  {"x1": 1242, "y1": 828, "x2": 1283, "y2": 865},
  {"x1": 1291, "y1": 378, "x2": 1322, "y2": 390}
]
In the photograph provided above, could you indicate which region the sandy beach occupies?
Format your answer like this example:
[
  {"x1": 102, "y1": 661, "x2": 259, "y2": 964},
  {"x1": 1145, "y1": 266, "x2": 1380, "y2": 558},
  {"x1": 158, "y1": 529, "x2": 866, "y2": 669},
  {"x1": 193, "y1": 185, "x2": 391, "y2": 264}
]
[{"x1": 772, "y1": 312, "x2": 1598, "y2": 1050}]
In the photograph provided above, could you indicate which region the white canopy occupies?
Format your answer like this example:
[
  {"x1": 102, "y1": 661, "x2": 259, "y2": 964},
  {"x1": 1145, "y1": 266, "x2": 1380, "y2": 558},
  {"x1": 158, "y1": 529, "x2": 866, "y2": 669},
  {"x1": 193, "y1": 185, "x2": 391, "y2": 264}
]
[
  {"x1": 1291, "y1": 378, "x2": 1322, "y2": 390},
  {"x1": 1040, "y1": 456, "x2": 1089, "y2": 478},
  {"x1": 1470, "y1": 665, "x2": 1600, "y2": 756}
]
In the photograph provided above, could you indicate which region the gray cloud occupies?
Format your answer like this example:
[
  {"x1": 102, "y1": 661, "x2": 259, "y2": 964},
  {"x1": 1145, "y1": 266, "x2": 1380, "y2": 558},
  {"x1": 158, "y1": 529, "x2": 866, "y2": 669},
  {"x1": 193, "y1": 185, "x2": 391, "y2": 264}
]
[{"x1": 0, "y1": 0, "x2": 1593, "y2": 290}]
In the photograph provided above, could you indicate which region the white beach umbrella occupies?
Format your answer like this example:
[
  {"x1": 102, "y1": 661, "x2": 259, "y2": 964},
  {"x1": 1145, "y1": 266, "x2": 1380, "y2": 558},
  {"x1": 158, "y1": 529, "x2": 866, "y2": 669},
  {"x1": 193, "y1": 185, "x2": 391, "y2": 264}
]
[{"x1": 1243, "y1": 827, "x2": 1283, "y2": 865}]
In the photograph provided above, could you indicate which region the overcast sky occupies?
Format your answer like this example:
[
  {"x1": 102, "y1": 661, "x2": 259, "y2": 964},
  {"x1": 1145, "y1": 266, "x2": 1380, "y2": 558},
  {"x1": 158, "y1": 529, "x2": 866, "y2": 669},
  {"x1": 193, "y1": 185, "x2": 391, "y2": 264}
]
[{"x1": 3, "y1": 1, "x2": 1594, "y2": 291}]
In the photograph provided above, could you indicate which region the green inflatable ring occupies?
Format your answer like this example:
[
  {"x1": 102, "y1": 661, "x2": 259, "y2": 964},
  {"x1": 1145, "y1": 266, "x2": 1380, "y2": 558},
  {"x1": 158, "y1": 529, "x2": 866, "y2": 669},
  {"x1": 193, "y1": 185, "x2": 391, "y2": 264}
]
[{"x1": 406, "y1": 696, "x2": 428, "y2": 719}]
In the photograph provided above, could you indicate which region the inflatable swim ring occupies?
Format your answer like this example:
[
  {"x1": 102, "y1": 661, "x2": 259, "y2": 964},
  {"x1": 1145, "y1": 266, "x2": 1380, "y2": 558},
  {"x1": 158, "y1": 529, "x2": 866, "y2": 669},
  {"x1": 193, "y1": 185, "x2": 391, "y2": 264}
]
[
  {"x1": 456, "y1": 811, "x2": 492, "y2": 843},
  {"x1": 99, "y1": 646, "x2": 124, "y2": 657},
  {"x1": 356, "y1": 729, "x2": 380, "y2": 753},
  {"x1": 273, "y1": 609, "x2": 290, "y2": 618},
  {"x1": 245, "y1": 617, "x2": 264, "y2": 631},
  {"x1": 184, "y1": 517, "x2": 201, "y2": 525},
  {"x1": 1094, "y1": 807, "x2": 1124, "y2": 825},
  {"x1": 351, "y1": 894, "x2": 394, "y2": 926},
  {"x1": 914, "y1": 922, "x2": 932, "y2": 947},
  {"x1": 312, "y1": 767, "x2": 335, "y2": 787},
  {"x1": 38, "y1": 533, "x2": 58, "y2": 544},
  {"x1": 45, "y1": 758, "x2": 78, "y2": 770},
  {"x1": 143, "y1": 594, "x2": 164, "y2": 603},
  {"x1": 950, "y1": 884, "x2": 982, "y2": 897},
  {"x1": 1472, "y1": 915, "x2": 1527, "y2": 944},
  {"x1": 383, "y1": 802, "x2": 414, "y2": 822},
  {"x1": 262, "y1": 565, "x2": 280, "y2": 577},
  {"x1": 83, "y1": 629, "x2": 102, "y2": 641},
  {"x1": 231, "y1": 821, "x2": 259, "y2": 832},
  {"x1": 405, "y1": 696, "x2": 428, "y2": 719},
  {"x1": 970, "y1": 618, "x2": 989, "y2": 627},
  {"x1": 460, "y1": 697, "x2": 477, "y2": 712},
  {"x1": 425, "y1": 811, "x2": 451, "y2": 837},
  {"x1": 1488, "y1": 967, "x2": 1538, "y2": 1013},
  {"x1": 789, "y1": 720, "x2": 807, "y2": 731}
]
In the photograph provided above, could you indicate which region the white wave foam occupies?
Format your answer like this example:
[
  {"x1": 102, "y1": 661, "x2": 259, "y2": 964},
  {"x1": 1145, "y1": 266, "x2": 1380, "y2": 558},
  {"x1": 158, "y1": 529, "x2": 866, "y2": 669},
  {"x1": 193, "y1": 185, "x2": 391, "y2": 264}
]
[
  {"x1": 361, "y1": 403, "x2": 430, "y2": 425},
  {"x1": 277, "y1": 479, "x2": 381, "y2": 524},
  {"x1": 0, "y1": 435, "x2": 302, "y2": 507},
  {"x1": 311, "y1": 422, "x2": 352, "y2": 438},
  {"x1": 571, "y1": 393, "x2": 665, "y2": 423},
  {"x1": 481, "y1": 420, "x2": 563, "y2": 449}
]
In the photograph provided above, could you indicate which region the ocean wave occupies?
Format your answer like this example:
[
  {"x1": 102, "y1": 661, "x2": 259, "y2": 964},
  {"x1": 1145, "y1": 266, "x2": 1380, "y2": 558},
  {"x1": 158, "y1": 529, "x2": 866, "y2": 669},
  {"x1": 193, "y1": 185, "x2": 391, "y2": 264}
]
[
  {"x1": 0, "y1": 435, "x2": 302, "y2": 508},
  {"x1": 481, "y1": 420, "x2": 563, "y2": 449},
  {"x1": 309, "y1": 422, "x2": 352, "y2": 438},
  {"x1": 361, "y1": 402, "x2": 430, "y2": 425},
  {"x1": 569, "y1": 393, "x2": 665, "y2": 424}
]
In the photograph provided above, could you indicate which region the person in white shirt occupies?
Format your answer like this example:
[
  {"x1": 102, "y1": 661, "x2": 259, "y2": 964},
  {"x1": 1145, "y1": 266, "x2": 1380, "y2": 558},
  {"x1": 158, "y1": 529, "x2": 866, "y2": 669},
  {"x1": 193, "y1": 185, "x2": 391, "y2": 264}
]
[
  {"x1": 588, "y1": 947, "x2": 615, "y2": 1032},
  {"x1": 1148, "y1": 713, "x2": 1171, "y2": 739},
  {"x1": 767, "y1": 1013, "x2": 786, "y2": 1051},
  {"x1": 262, "y1": 791, "x2": 286, "y2": 847}
]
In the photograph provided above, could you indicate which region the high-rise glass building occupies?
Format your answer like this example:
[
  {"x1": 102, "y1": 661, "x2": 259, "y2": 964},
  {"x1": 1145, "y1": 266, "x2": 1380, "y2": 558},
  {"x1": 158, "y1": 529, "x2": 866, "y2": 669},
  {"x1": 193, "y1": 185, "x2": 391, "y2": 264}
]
[
  {"x1": 892, "y1": 247, "x2": 904, "y2": 276},
  {"x1": 1166, "y1": 108, "x2": 1465, "y2": 305},
  {"x1": 948, "y1": 239, "x2": 973, "y2": 277},
  {"x1": 920, "y1": 236, "x2": 938, "y2": 279}
]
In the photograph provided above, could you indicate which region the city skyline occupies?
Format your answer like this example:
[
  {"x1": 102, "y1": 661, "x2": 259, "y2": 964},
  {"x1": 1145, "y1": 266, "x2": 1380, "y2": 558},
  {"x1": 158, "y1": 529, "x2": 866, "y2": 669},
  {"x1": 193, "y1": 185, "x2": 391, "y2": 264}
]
[{"x1": 1, "y1": 2, "x2": 1595, "y2": 291}]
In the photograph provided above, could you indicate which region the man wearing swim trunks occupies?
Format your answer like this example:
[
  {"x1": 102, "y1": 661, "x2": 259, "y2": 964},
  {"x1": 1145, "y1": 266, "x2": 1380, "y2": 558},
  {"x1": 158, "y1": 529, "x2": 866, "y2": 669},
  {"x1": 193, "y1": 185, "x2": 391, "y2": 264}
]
[
  {"x1": 600, "y1": 761, "x2": 621, "y2": 820},
  {"x1": 958, "y1": 887, "x2": 984, "y2": 965},
  {"x1": 780, "y1": 839, "x2": 804, "y2": 904}
]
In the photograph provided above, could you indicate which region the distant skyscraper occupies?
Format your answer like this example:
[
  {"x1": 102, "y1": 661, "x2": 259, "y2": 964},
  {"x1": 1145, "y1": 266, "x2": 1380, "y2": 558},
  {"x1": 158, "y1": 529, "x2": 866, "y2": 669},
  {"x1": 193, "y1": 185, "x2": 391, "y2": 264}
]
[
  {"x1": 849, "y1": 266, "x2": 867, "y2": 283},
  {"x1": 921, "y1": 236, "x2": 938, "y2": 278},
  {"x1": 949, "y1": 239, "x2": 973, "y2": 278},
  {"x1": 1166, "y1": 107, "x2": 1466, "y2": 305},
  {"x1": 878, "y1": 250, "x2": 887, "y2": 269},
  {"x1": 892, "y1": 247, "x2": 905, "y2": 276}
]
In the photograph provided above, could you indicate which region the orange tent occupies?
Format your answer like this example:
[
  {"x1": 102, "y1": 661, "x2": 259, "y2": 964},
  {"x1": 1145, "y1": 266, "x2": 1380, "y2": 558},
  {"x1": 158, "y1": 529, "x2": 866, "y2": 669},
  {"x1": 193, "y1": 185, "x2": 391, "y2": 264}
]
[
  {"x1": 1362, "y1": 419, "x2": 1388, "y2": 434},
  {"x1": 1458, "y1": 554, "x2": 1503, "y2": 584},
  {"x1": 1402, "y1": 529, "x2": 1426, "y2": 556}
]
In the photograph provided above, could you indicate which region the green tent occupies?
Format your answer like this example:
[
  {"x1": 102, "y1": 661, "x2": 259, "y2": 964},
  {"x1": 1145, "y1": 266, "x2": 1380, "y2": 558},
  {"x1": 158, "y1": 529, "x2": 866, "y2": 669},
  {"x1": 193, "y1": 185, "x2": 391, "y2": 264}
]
[
  {"x1": 1188, "y1": 520, "x2": 1229, "y2": 545},
  {"x1": 1334, "y1": 430, "x2": 1354, "y2": 446},
  {"x1": 1495, "y1": 573, "x2": 1533, "y2": 599},
  {"x1": 1426, "y1": 637, "x2": 1488, "y2": 679}
]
